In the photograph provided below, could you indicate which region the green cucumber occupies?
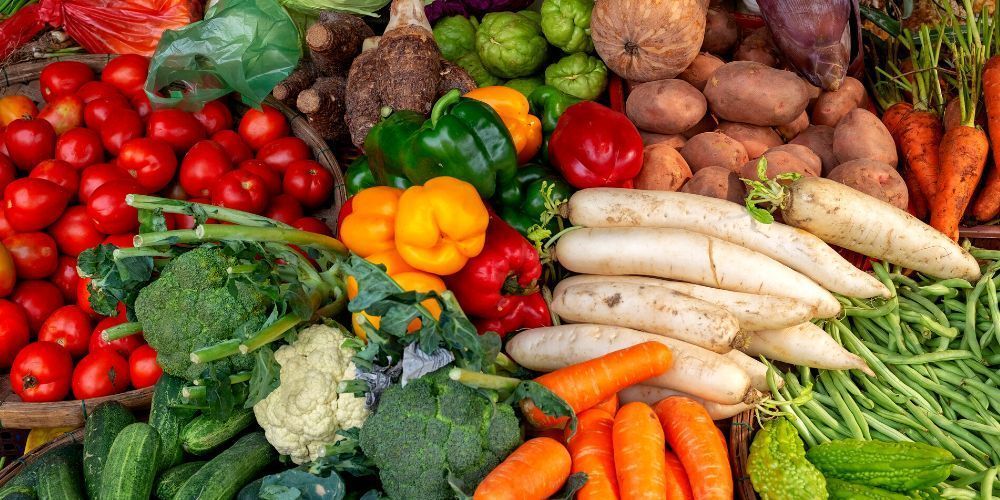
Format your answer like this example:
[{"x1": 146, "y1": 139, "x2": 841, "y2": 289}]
[
  {"x1": 236, "y1": 478, "x2": 263, "y2": 500},
  {"x1": 0, "y1": 485, "x2": 36, "y2": 500},
  {"x1": 149, "y1": 374, "x2": 197, "y2": 471},
  {"x1": 34, "y1": 444, "x2": 84, "y2": 500},
  {"x1": 173, "y1": 432, "x2": 276, "y2": 500},
  {"x1": 2, "y1": 444, "x2": 81, "y2": 494},
  {"x1": 98, "y1": 423, "x2": 161, "y2": 500},
  {"x1": 82, "y1": 401, "x2": 135, "y2": 498},
  {"x1": 154, "y1": 461, "x2": 206, "y2": 500},
  {"x1": 180, "y1": 408, "x2": 254, "y2": 456}
]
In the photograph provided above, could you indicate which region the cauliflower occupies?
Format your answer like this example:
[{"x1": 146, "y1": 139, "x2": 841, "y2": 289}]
[{"x1": 254, "y1": 323, "x2": 368, "y2": 464}]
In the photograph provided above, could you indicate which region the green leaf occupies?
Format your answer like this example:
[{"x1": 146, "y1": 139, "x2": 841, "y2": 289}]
[
  {"x1": 138, "y1": 207, "x2": 168, "y2": 233},
  {"x1": 508, "y1": 380, "x2": 578, "y2": 435},
  {"x1": 260, "y1": 469, "x2": 346, "y2": 500},
  {"x1": 550, "y1": 472, "x2": 588, "y2": 500},
  {"x1": 314, "y1": 428, "x2": 377, "y2": 478},
  {"x1": 245, "y1": 346, "x2": 281, "y2": 408}
]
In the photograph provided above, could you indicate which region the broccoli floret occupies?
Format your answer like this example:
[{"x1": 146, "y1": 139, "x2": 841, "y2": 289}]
[
  {"x1": 359, "y1": 370, "x2": 522, "y2": 499},
  {"x1": 134, "y1": 247, "x2": 272, "y2": 380}
]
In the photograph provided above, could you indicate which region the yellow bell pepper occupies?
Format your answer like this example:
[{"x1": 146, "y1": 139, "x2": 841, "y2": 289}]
[
  {"x1": 395, "y1": 177, "x2": 489, "y2": 275},
  {"x1": 338, "y1": 186, "x2": 403, "y2": 258},
  {"x1": 24, "y1": 427, "x2": 75, "y2": 453},
  {"x1": 349, "y1": 249, "x2": 445, "y2": 339},
  {"x1": 465, "y1": 86, "x2": 543, "y2": 164}
]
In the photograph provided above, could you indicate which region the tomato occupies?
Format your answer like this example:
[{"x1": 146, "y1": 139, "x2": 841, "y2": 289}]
[
  {"x1": 102, "y1": 233, "x2": 135, "y2": 248},
  {"x1": 0, "y1": 95, "x2": 38, "y2": 126},
  {"x1": 256, "y1": 137, "x2": 311, "y2": 174},
  {"x1": 0, "y1": 153, "x2": 15, "y2": 193},
  {"x1": 87, "y1": 180, "x2": 142, "y2": 234},
  {"x1": 83, "y1": 96, "x2": 130, "y2": 131},
  {"x1": 38, "y1": 305, "x2": 92, "y2": 358},
  {"x1": 238, "y1": 159, "x2": 281, "y2": 196},
  {"x1": 51, "y1": 255, "x2": 78, "y2": 301},
  {"x1": 12, "y1": 279, "x2": 65, "y2": 332},
  {"x1": 0, "y1": 208, "x2": 13, "y2": 240},
  {"x1": 293, "y1": 217, "x2": 334, "y2": 237},
  {"x1": 76, "y1": 277, "x2": 99, "y2": 318},
  {"x1": 90, "y1": 315, "x2": 144, "y2": 357},
  {"x1": 49, "y1": 206, "x2": 105, "y2": 256},
  {"x1": 174, "y1": 197, "x2": 211, "y2": 230},
  {"x1": 211, "y1": 170, "x2": 270, "y2": 214},
  {"x1": 128, "y1": 345, "x2": 162, "y2": 389},
  {"x1": 10, "y1": 341, "x2": 73, "y2": 401},
  {"x1": 30, "y1": 159, "x2": 79, "y2": 197},
  {"x1": 130, "y1": 93, "x2": 152, "y2": 120},
  {"x1": 72, "y1": 349, "x2": 130, "y2": 399},
  {"x1": 116, "y1": 138, "x2": 177, "y2": 193},
  {"x1": 40, "y1": 62, "x2": 94, "y2": 101},
  {"x1": 75, "y1": 81, "x2": 122, "y2": 104},
  {"x1": 100, "y1": 109, "x2": 143, "y2": 156},
  {"x1": 192, "y1": 100, "x2": 233, "y2": 135},
  {"x1": 101, "y1": 55, "x2": 149, "y2": 97},
  {"x1": 3, "y1": 232, "x2": 58, "y2": 279},
  {"x1": 3, "y1": 177, "x2": 69, "y2": 231},
  {"x1": 146, "y1": 109, "x2": 206, "y2": 154},
  {"x1": 38, "y1": 94, "x2": 84, "y2": 135},
  {"x1": 179, "y1": 140, "x2": 232, "y2": 197},
  {"x1": 55, "y1": 128, "x2": 104, "y2": 169},
  {"x1": 0, "y1": 239, "x2": 14, "y2": 296},
  {"x1": 283, "y1": 160, "x2": 334, "y2": 208},
  {"x1": 265, "y1": 194, "x2": 304, "y2": 224},
  {"x1": 79, "y1": 163, "x2": 130, "y2": 203},
  {"x1": 210, "y1": 130, "x2": 252, "y2": 164},
  {"x1": 238, "y1": 105, "x2": 289, "y2": 150},
  {"x1": 5, "y1": 117, "x2": 56, "y2": 170},
  {"x1": 0, "y1": 299, "x2": 29, "y2": 368}
]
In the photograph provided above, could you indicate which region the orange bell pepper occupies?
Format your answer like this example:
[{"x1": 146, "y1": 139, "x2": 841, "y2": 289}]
[
  {"x1": 338, "y1": 186, "x2": 403, "y2": 258},
  {"x1": 465, "y1": 86, "x2": 543, "y2": 164},
  {"x1": 349, "y1": 249, "x2": 445, "y2": 339},
  {"x1": 395, "y1": 176, "x2": 489, "y2": 275}
]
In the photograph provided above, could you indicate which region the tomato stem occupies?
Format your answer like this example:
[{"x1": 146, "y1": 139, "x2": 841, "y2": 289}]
[{"x1": 102, "y1": 321, "x2": 143, "y2": 341}]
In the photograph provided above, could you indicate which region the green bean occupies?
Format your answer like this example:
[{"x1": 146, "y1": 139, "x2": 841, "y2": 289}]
[
  {"x1": 908, "y1": 403, "x2": 989, "y2": 471},
  {"x1": 890, "y1": 272, "x2": 922, "y2": 289},
  {"x1": 896, "y1": 364, "x2": 967, "y2": 403},
  {"x1": 970, "y1": 249, "x2": 1000, "y2": 261},
  {"x1": 845, "y1": 299, "x2": 897, "y2": 318},
  {"x1": 961, "y1": 378, "x2": 1000, "y2": 405},
  {"x1": 837, "y1": 320, "x2": 936, "y2": 411},
  {"x1": 901, "y1": 310, "x2": 960, "y2": 338},
  {"x1": 982, "y1": 467, "x2": 998, "y2": 500},
  {"x1": 877, "y1": 350, "x2": 976, "y2": 364},
  {"x1": 778, "y1": 386, "x2": 831, "y2": 444},
  {"x1": 947, "y1": 298, "x2": 969, "y2": 313},
  {"x1": 871, "y1": 407, "x2": 926, "y2": 431},
  {"x1": 901, "y1": 323, "x2": 927, "y2": 354},
  {"x1": 830, "y1": 373, "x2": 871, "y2": 439},
  {"x1": 958, "y1": 419, "x2": 1000, "y2": 436},
  {"x1": 988, "y1": 353, "x2": 1000, "y2": 365},
  {"x1": 987, "y1": 278, "x2": 1000, "y2": 352},
  {"x1": 887, "y1": 365, "x2": 943, "y2": 413},
  {"x1": 902, "y1": 289, "x2": 952, "y2": 326},
  {"x1": 968, "y1": 267, "x2": 996, "y2": 353},
  {"x1": 831, "y1": 370, "x2": 875, "y2": 409},
  {"x1": 784, "y1": 374, "x2": 846, "y2": 432},
  {"x1": 858, "y1": 374, "x2": 909, "y2": 411},
  {"x1": 767, "y1": 367, "x2": 815, "y2": 447},
  {"x1": 923, "y1": 410, "x2": 998, "y2": 462},
  {"x1": 918, "y1": 283, "x2": 962, "y2": 298},
  {"x1": 819, "y1": 373, "x2": 865, "y2": 440},
  {"x1": 798, "y1": 364, "x2": 813, "y2": 386},
  {"x1": 861, "y1": 411, "x2": 913, "y2": 442}
]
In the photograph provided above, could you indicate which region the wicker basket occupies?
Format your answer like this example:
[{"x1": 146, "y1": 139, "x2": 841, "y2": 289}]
[{"x1": 0, "y1": 428, "x2": 83, "y2": 488}]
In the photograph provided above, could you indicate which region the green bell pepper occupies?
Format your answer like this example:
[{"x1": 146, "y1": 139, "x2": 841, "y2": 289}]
[
  {"x1": 364, "y1": 109, "x2": 425, "y2": 188},
  {"x1": 494, "y1": 164, "x2": 573, "y2": 236},
  {"x1": 528, "y1": 85, "x2": 581, "y2": 134},
  {"x1": 345, "y1": 155, "x2": 411, "y2": 196}
]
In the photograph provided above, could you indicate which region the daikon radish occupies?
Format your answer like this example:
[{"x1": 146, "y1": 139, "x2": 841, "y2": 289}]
[
  {"x1": 555, "y1": 227, "x2": 842, "y2": 317},
  {"x1": 723, "y1": 349, "x2": 774, "y2": 392},
  {"x1": 743, "y1": 322, "x2": 875, "y2": 376},
  {"x1": 618, "y1": 385, "x2": 754, "y2": 420},
  {"x1": 551, "y1": 280, "x2": 744, "y2": 353},
  {"x1": 558, "y1": 275, "x2": 815, "y2": 331},
  {"x1": 506, "y1": 324, "x2": 756, "y2": 405},
  {"x1": 566, "y1": 188, "x2": 891, "y2": 298}
]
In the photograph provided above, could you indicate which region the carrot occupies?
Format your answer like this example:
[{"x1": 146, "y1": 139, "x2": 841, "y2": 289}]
[
  {"x1": 594, "y1": 394, "x2": 619, "y2": 415},
  {"x1": 473, "y1": 437, "x2": 571, "y2": 500},
  {"x1": 664, "y1": 449, "x2": 694, "y2": 500},
  {"x1": 654, "y1": 397, "x2": 733, "y2": 500},
  {"x1": 904, "y1": 165, "x2": 929, "y2": 220},
  {"x1": 529, "y1": 428, "x2": 566, "y2": 444},
  {"x1": 898, "y1": 109, "x2": 944, "y2": 200},
  {"x1": 932, "y1": 125, "x2": 990, "y2": 240},
  {"x1": 882, "y1": 101, "x2": 913, "y2": 140},
  {"x1": 565, "y1": 409, "x2": 619, "y2": 500},
  {"x1": 971, "y1": 164, "x2": 1000, "y2": 221},
  {"x1": 613, "y1": 402, "x2": 667, "y2": 500},
  {"x1": 975, "y1": 56, "x2": 1000, "y2": 223}
]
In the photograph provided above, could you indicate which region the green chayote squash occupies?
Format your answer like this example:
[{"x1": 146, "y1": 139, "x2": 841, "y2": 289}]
[
  {"x1": 748, "y1": 418, "x2": 828, "y2": 500},
  {"x1": 540, "y1": 0, "x2": 594, "y2": 54},
  {"x1": 456, "y1": 52, "x2": 502, "y2": 87},
  {"x1": 504, "y1": 75, "x2": 545, "y2": 98},
  {"x1": 518, "y1": 10, "x2": 542, "y2": 25},
  {"x1": 433, "y1": 15, "x2": 479, "y2": 62},
  {"x1": 476, "y1": 12, "x2": 549, "y2": 79},
  {"x1": 544, "y1": 53, "x2": 607, "y2": 100}
]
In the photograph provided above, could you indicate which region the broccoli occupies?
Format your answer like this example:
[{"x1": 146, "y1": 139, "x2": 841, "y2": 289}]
[{"x1": 359, "y1": 370, "x2": 522, "y2": 499}]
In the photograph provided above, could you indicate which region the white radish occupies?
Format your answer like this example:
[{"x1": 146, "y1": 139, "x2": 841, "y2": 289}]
[
  {"x1": 618, "y1": 385, "x2": 755, "y2": 420},
  {"x1": 550, "y1": 280, "x2": 744, "y2": 353},
  {"x1": 506, "y1": 324, "x2": 756, "y2": 405},
  {"x1": 558, "y1": 274, "x2": 816, "y2": 331},
  {"x1": 566, "y1": 188, "x2": 891, "y2": 298},
  {"x1": 723, "y1": 349, "x2": 776, "y2": 392},
  {"x1": 742, "y1": 322, "x2": 875, "y2": 376},
  {"x1": 555, "y1": 227, "x2": 842, "y2": 317}
]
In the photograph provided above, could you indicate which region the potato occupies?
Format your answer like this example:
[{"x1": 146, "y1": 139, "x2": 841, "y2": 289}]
[
  {"x1": 680, "y1": 131, "x2": 749, "y2": 173},
  {"x1": 734, "y1": 28, "x2": 779, "y2": 67},
  {"x1": 702, "y1": 8, "x2": 739, "y2": 55},
  {"x1": 635, "y1": 144, "x2": 693, "y2": 191},
  {"x1": 704, "y1": 61, "x2": 811, "y2": 126},
  {"x1": 828, "y1": 159, "x2": 909, "y2": 210},
  {"x1": 739, "y1": 150, "x2": 818, "y2": 180},
  {"x1": 716, "y1": 121, "x2": 783, "y2": 158},
  {"x1": 678, "y1": 53, "x2": 725, "y2": 91},
  {"x1": 765, "y1": 144, "x2": 821, "y2": 176},
  {"x1": 683, "y1": 112, "x2": 718, "y2": 139},
  {"x1": 681, "y1": 166, "x2": 745, "y2": 203},
  {"x1": 640, "y1": 131, "x2": 687, "y2": 148},
  {"x1": 833, "y1": 108, "x2": 898, "y2": 167},
  {"x1": 811, "y1": 76, "x2": 865, "y2": 127},
  {"x1": 777, "y1": 111, "x2": 809, "y2": 141},
  {"x1": 790, "y1": 125, "x2": 837, "y2": 176},
  {"x1": 626, "y1": 79, "x2": 707, "y2": 134}
]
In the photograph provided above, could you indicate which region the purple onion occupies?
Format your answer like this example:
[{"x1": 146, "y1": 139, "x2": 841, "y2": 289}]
[{"x1": 424, "y1": 0, "x2": 535, "y2": 23}]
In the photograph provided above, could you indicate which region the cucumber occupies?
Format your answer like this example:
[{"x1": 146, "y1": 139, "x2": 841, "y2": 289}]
[
  {"x1": 236, "y1": 478, "x2": 263, "y2": 500},
  {"x1": 149, "y1": 374, "x2": 197, "y2": 471},
  {"x1": 154, "y1": 461, "x2": 206, "y2": 500},
  {"x1": 34, "y1": 444, "x2": 84, "y2": 500},
  {"x1": 173, "y1": 432, "x2": 276, "y2": 500},
  {"x1": 0, "y1": 485, "x2": 36, "y2": 500},
  {"x1": 82, "y1": 401, "x2": 135, "y2": 498},
  {"x1": 180, "y1": 408, "x2": 255, "y2": 456},
  {"x1": 98, "y1": 423, "x2": 161, "y2": 500},
  {"x1": 2, "y1": 444, "x2": 81, "y2": 493}
]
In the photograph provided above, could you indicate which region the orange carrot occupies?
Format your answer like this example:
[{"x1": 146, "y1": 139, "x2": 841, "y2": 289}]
[
  {"x1": 565, "y1": 409, "x2": 619, "y2": 500},
  {"x1": 664, "y1": 449, "x2": 694, "y2": 500},
  {"x1": 971, "y1": 164, "x2": 1000, "y2": 221},
  {"x1": 523, "y1": 342, "x2": 673, "y2": 429},
  {"x1": 882, "y1": 101, "x2": 914, "y2": 140},
  {"x1": 904, "y1": 165, "x2": 930, "y2": 220},
  {"x1": 530, "y1": 427, "x2": 566, "y2": 444},
  {"x1": 594, "y1": 394, "x2": 619, "y2": 415},
  {"x1": 654, "y1": 397, "x2": 733, "y2": 500},
  {"x1": 977, "y1": 56, "x2": 1000, "y2": 223},
  {"x1": 898, "y1": 109, "x2": 944, "y2": 200},
  {"x1": 932, "y1": 124, "x2": 990, "y2": 240},
  {"x1": 474, "y1": 437, "x2": 571, "y2": 500},
  {"x1": 613, "y1": 402, "x2": 667, "y2": 500}
]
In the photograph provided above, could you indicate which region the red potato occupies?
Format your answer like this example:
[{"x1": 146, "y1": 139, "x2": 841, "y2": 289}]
[
  {"x1": 635, "y1": 144, "x2": 692, "y2": 192},
  {"x1": 701, "y1": 8, "x2": 739, "y2": 55},
  {"x1": 681, "y1": 166, "x2": 745, "y2": 204},
  {"x1": 704, "y1": 62, "x2": 811, "y2": 127},
  {"x1": 716, "y1": 122, "x2": 783, "y2": 158},
  {"x1": 833, "y1": 109, "x2": 898, "y2": 167},
  {"x1": 790, "y1": 125, "x2": 837, "y2": 176},
  {"x1": 640, "y1": 131, "x2": 687, "y2": 148},
  {"x1": 777, "y1": 111, "x2": 809, "y2": 141},
  {"x1": 827, "y1": 159, "x2": 909, "y2": 211},
  {"x1": 765, "y1": 144, "x2": 822, "y2": 176},
  {"x1": 682, "y1": 112, "x2": 718, "y2": 139},
  {"x1": 734, "y1": 28, "x2": 779, "y2": 67},
  {"x1": 739, "y1": 150, "x2": 818, "y2": 180},
  {"x1": 811, "y1": 77, "x2": 866, "y2": 127},
  {"x1": 678, "y1": 53, "x2": 725, "y2": 91},
  {"x1": 680, "y1": 131, "x2": 749, "y2": 173},
  {"x1": 626, "y1": 79, "x2": 707, "y2": 135}
]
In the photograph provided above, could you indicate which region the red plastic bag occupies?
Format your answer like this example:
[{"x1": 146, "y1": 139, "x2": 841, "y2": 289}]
[{"x1": 0, "y1": 5, "x2": 47, "y2": 61}]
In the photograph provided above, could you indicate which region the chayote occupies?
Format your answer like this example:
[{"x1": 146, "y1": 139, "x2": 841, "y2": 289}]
[
  {"x1": 544, "y1": 53, "x2": 608, "y2": 100},
  {"x1": 456, "y1": 51, "x2": 503, "y2": 87},
  {"x1": 504, "y1": 75, "x2": 545, "y2": 98},
  {"x1": 517, "y1": 9, "x2": 542, "y2": 25},
  {"x1": 433, "y1": 15, "x2": 479, "y2": 62},
  {"x1": 476, "y1": 12, "x2": 549, "y2": 79},
  {"x1": 540, "y1": 0, "x2": 594, "y2": 54}
]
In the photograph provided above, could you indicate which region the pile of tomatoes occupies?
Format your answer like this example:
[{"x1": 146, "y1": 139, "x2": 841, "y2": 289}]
[{"x1": 0, "y1": 55, "x2": 337, "y2": 403}]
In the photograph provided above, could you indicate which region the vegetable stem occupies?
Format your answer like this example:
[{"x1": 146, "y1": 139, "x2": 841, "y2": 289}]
[
  {"x1": 127, "y1": 194, "x2": 292, "y2": 228},
  {"x1": 102, "y1": 322, "x2": 143, "y2": 341},
  {"x1": 448, "y1": 368, "x2": 520, "y2": 392}
]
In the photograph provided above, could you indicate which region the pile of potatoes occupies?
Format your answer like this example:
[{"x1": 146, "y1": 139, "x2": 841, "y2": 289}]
[{"x1": 625, "y1": 9, "x2": 908, "y2": 211}]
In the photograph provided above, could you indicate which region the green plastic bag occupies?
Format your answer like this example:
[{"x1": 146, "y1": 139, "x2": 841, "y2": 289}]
[{"x1": 144, "y1": 0, "x2": 301, "y2": 111}]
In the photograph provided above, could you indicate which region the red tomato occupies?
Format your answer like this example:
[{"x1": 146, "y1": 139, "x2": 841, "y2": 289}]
[
  {"x1": 83, "y1": 96, "x2": 130, "y2": 131},
  {"x1": 11, "y1": 279, "x2": 65, "y2": 332},
  {"x1": 101, "y1": 55, "x2": 149, "y2": 97},
  {"x1": 265, "y1": 194, "x2": 304, "y2": 224},
  {"x1": 146, "y1": 109, "x2": 206, "y2": 154},
  {"x1": 3, "y1": 177, "x2": 69, "y2": 231},
  {"x1": 210, "y1": 130, "x2": 253, "y2": 164},
  {"x1": 238, "y1": 159, "x2": 281, "y2": 196},
  {"x1": 38, "y1": 94, "x2": 84, "y2": 135},
  {"x1": 0, "y1": 208, "x2": 13, "y2": 240},
  {"x1": 100, "y1": 109, "x2": 143, "y2": 156},
  {"x1": 49, "y1": 206, "x2": 105, "y2": 256},
  {"x1": 128, "y1": 345, "x2": 162, "y2": 389},
  {"x1": 238, "y1": 106, "x2": 289, "y2": 150},
  {"x1": 293, "y1": 217, "x2": 334, "y2": 237},
  {"x1": 0, "y1": 299, "x2": 29, "y2": 368},
  {"x1": 117, "y1": 138, "x2": 178, "y2": 193},
  {"x1": 102, "y1": 233, "x2": 135, "y2": 248},
  {"x1": 130, "y1": 93, "x2": 152, "y2": 120},
  {"x1": 211, "y1": 170, "x2": 270, "y2": 214},
  {"x1": 38, "y1": 305, "x2": 92, "y2": 358},
  {"x1": 3, "y1": 232, "x2": 58, "y2": 279},
  {"x1": 174, "y1": 197, "x2": 210, "y2": 230},
  {"x1": 90, "y1": 315, "x2": 144, "y2": 357},
  {"x1": 75, "y1": 81, "x2": 122, "y2": 104},
  {"x1": 256, "y1": 137, "x2": 311, "y2": 174},
  {"x1": 30, "y1": 159, "x2": 79, "y2": 197},
  {"x1": 51, "y1": 255, "x2": 79, "y2": 301},
  {"x1": 192, "y1": 100, "x2": 233, "y2": 135},
  {"x1": 76, "y1": 277, "x2": 99, "y2": 318},
  {"x1": 10, "y1": 341, "x2": 73, "y2": 401},
  {"x1": 4, "y1": 118, "x2": 56, "y2": 170},
  {"x1": 0, "y1": 237, "x2": 14, "y2": 296},
  {"x1": 0, "y1": 154, "x2": 15, "y2": 193},
  {"x1": 283, "y1": 160, "x2": 334, "y2": 208},
  {"x1": 161, "y1": 181, "x2": 187, "y2": 201},
  {"x1": 79, "y1": 163, "x2": 131, "y2": 203},
  {"x1": 87, "y1": 180, "x2": 142, "y2": 234},
  {"x1": 179, "y1": 140, "x2": 232, "y2": 197},
  {"x1": 55, "y1": 128, "x2": 104, "y2": 170},
  {"x1": 72, "y1": 349, "x2": 130, "y2": 399},
  {"x1": 40, "y1": 62, "x2": 94, "y2": 101}
]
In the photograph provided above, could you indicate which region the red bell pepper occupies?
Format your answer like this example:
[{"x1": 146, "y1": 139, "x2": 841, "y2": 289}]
[
  {"x1": 548, "y1": 101, "x2": 644, "y2": 189},
  {"x1": 445, "y1": 215, "x2": 552, "y2": 337}
]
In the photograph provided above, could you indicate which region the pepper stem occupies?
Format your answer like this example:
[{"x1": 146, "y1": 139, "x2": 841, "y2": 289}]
[{"x1": 430, "y1": 89, "x2": 461, "y2": 127}]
